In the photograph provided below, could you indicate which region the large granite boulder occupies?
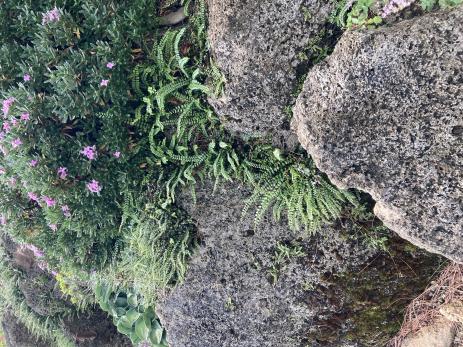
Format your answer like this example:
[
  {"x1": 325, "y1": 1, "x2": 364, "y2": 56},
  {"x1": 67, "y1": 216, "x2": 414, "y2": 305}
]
[
  {"x1": 207, "y1": 0, "x2": 336, "y2": 145},
  {"x1": 156, "y1": 182, "x2": 376, "y2": 347},
  {"x1": 293, "y1": 7, "x2": 463, "y2": 262}
]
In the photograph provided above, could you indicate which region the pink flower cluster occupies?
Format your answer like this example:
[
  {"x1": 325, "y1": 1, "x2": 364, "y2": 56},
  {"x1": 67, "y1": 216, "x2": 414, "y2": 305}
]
[
  {"x1": 57, "y1": 167, "x2": 68, "y2": 179},
  {"x1": 2, "y1": 97, "x2": 15, "y2": 117},
  {"x1": 86, "y1": 179, "x2": 102, "y2": 193},
  {"x1": 42, "y1": 7, "x2": 60, "y2": 25},
  {"x1": 380, "y1": 0, "x2": 415, "y2": 17},
  {"x1": 81, "y1": 145, "x2": 97, "y2": 160}
]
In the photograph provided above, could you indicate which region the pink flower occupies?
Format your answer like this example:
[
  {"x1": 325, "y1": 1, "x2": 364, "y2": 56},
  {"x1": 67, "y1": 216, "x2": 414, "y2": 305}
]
[
  {"x1": 48, "y1": 224, "x2": 58, "y2": 232},
  {"x1": 57, "y1": 167, "x2": 68, "y2": 179},
  {"x1": 0, "y1": 215, "x2": 6, "y2": 225},
  {"x1": 28, "y1": 192, "x2": 39, "y2": 202},
  {"x1": 0, "y1": 167, "x2": 5, "y2": 175},
  {"x1": 42, "y1": 7, "x2": 60, "y2": 25},
  {"x1": 61, "y1": 205, "x2": 71, "y2": 217},
  {"x1": 113, "y1": 151, "x2": 121, "y2": 158},
  {"x1": 2, "y1": 97, "x2": 15, "y2": 117},
  {"x1": 51, "y1": 270, "x2": 58, "y2": 277},
  {"x1": 42, "y1": 196, "x2": 56, "y2": 207},
  {"x1": 106, "y1": 62, "x2": 116, "y2": 69},
  {"x1": 9, "y1": 177, "x2": 16, "y2": 186},
  {"x1": 86, "y1": 180, "x2": 102, "y2": 193},
  {"x1": 3, "y1": 122, "x2": 11, "y2": 133},
  {"x1": 23, "y1": 74, "x2": 31, "y2": 82},
  {"x1": 100, "y1": 79, "x2": 109, "y2": 87},
  {"x1": 20, "y1": 113, "x2": 30, "y2": 121},
  {"x1": 80, "y1": 145, "x2": 97, "y2": 160},
  {"x1": 11, "y1": 119, "x2": 17, "y2": 126},
  {"x1": 30, "y1": 159, "x2": 38, "y2": 167},
  {"x1": 11, "y1": 138, "x2": 22, "y2": 148}
]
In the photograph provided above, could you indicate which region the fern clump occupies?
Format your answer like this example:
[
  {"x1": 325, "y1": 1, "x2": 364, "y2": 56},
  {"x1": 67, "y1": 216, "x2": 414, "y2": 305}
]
[{"x1": 132, "y1": 22, "x2": 356, "y2": 232}]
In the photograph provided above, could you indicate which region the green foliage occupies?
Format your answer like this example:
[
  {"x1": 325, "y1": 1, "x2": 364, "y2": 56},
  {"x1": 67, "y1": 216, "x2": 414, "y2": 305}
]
[
  {"x1": 241, "y1": 146, "x2": 357, "y2": 231},
  {"x1": 268, "y1": 241, "x2": 306, "y2": 284},
  {"x1": 133, "y1": 23, "x2": 356, "y2": 232},
  {"x1": 345, "y1": 0, "x2": 382, "y2": 28},
  {"x1": 95, "y1": 283, "x2": 168, "y2": 347},
  {"x1": 55, "y1": 269, "x2": 95, "y2": 310},
  {"x1": 347, "y1": 203, "x2": 390, "y2": 252},
  {"x1": 0, "y1": 243, "x2": 74, "y2": 347},
  {"x1": 419, "y1": 0, "x2": 462, "y2": 10},
  {"x1": 98, "y1": 189, "x2": 197, "y2": 307},
  {"x1": 0, "y1": 0, "x2": 161, "y2": 270}
]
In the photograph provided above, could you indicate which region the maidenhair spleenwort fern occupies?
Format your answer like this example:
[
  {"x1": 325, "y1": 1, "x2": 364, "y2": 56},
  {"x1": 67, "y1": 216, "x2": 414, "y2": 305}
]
[
  {"x1": 240, "y1": 146, "x2": 357, "y2": 231},
  {"x1": 130, "y1": 20, "x2": 357, "y2": 232}
]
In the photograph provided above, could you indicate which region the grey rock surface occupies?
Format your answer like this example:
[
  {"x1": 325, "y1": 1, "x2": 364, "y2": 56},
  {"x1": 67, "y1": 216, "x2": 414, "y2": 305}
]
[
  {"x1": 157, "y1": 182, "x2": 375, "y2": 347},
  {"x1": 207, "y1": 0, "x2": 335, "y2": 146},
  {"x1": 293, "y1": 7, "x2": 463, "y2": 262}
]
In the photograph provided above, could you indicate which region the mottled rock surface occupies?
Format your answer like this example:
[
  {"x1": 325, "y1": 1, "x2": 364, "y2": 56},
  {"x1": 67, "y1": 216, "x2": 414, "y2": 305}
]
[
  {"x1": 207, "y1": 0, "x2": 335, "y2": 145},
  {"x1": 157, "y1": 182, "x2": 376, "y2": 347},
  {"x1": 293, "y1": 7, "x2": 463, "y2": 262}
]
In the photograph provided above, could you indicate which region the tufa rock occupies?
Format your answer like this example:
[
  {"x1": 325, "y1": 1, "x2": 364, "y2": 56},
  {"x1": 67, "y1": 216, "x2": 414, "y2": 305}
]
[
  {"x1": 157, "y1": 182, "x2": 376, "y2": 347},
  {"x1": 401, "y1": 318, "x2": 457, "y2": 347},
  {"x1": 440, "y1": 301, "x2": 463, "y2": 324},
  {"x1": 206, "y1": 0, "x2": 336, "y2": 146},
  {"x1": 293, "y1": 7, "x2": 463, "y2": 262}
]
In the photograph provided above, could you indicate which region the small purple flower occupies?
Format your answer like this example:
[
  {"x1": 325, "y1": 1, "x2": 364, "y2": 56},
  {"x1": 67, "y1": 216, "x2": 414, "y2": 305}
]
[
  {"x1": 106, "y1": 62, "x2": 116, "y2": 69},
  {"x1": 20, "y1": 113, "x2": 30, "y2": 121},
  {"x1": 11, "y1": 119, "x2": 17, "y2": 127},
  {"x1": 23, "y1": 74, "x2": 31, "y2": 82},
  {"x1": 0, "y1": 131, "x2": 5, "y2": 140},
  {"x1": 48, "y1": 224, "x2": 58, "y2": 232},
  {"x1": 42, "y1": 7, "x2": 60, "y2": 25},
  {"x1": 113, "y1": 151, "x2": 121, "y2": 158},
  {"x1": 81, "y1": 145, "x2": 97, "y2": 160},
  {"x1": 86, "y1": 180, "x2": 102, "y2": 193},
  {"x1": 3, "y1": 122, "x2": 11, "y2": 133},
  {"x1": 2, "y1": 97, "x2": 15, "y2": 117},
  {"x1": 0, "y1": 167, "x2": 5, "y2": 175},
  {"x1": 61, "y1": 205, "x2": 71, "y2": 217},
  {"x1": 57, "y1": 167, "x2": 68, "y2": 179},
  {"x1": 0, "y1": 215, "x2": 6, "y2": 225},
  {"x1": 100, "y1": 79, "x2": 109, "y2": 87},
  {"x1": 42, "y1": 196, "x2": 56, "y2": 207},
  {"x1": 30, "y1": 159, "x2": 38, "y2": 167},
  {"x1": 11, "y1": 138, "x2": 22, "y2": 148},
  {"x1": 28, "y1": 192, "x2": 39, "y2": 202}
]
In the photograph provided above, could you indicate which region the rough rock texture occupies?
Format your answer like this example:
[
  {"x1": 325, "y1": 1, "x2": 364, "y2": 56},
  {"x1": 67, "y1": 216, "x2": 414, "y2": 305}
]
[
  {"x1": 293, "y1": 7, "x2": 463, "y2": 262},
  {"x1": 440, "y1": 301, "x2": 463, "y2": 324},
  {"x1": 401, "y1": 318, "x2": 457, "y2": 347},
  {"x1": 207, "y1": 0, "x2": 335, "y2": 145},
  {"x1": 157, "y1": 182, "x2": 376, "y2": 347}
]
